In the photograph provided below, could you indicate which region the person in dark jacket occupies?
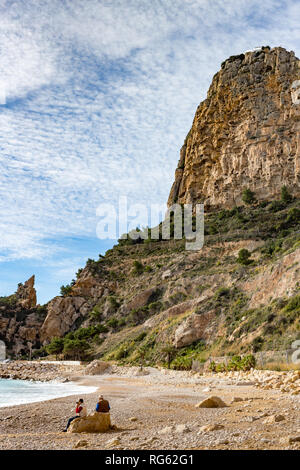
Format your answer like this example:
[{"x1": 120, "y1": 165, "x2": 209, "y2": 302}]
[{"x1": 96, "y1": 395, "x2": 110, "y2": 413}]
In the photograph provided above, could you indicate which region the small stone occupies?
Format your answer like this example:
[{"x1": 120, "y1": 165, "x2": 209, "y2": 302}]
[
  {"x1": 73, "y1": 439, "x2": 89, "y2": 449},
  {"x1": 106, "y1": 438, "x2": 121, "y2": 447},
  {"x1": 175, "y1": 424, "x2": 190, "y2": 433},
  {"x1": 200, "y1": 423, "x2": 225, "y2": 432},
  {"x1": 129, "y1": 417, "x2": 138, "y2": 422},
  {"x1": 159, "y1": 426, "x2": 174, "y2": 435},
  {"x1": 217, "y1": 439, "x2": 229, "y2": 445},
  {"x1": 230, "y1": 397, "x2": 244, "y2": 403},
  {"x1": 263, "y1": 414, "x2": 285, "y2": 424}
]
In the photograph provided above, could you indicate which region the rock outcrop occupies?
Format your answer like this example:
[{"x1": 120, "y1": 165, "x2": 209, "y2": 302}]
[
  {"x1": 168, "y1": 46, "x2": 300, "y2": 210},
  {"x1": 0, "y1": 276, "x2": 43, "y2": 357},
  {"x1": 40, "y1": 296, "x2": 88, "y2": 343},
  {"x1": 84, "y1": 360, "x2": 111, "y2": 375},
  {"x1": 174, "y1": 311, "x2": 217, "y2": 348},
  {"x1": 16, "y1": 275, "x2": 37, "y2": 309}
]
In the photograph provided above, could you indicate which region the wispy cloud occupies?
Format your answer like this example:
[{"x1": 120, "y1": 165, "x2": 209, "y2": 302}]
[{"x1": 0, "y1": 0, "x2": 299, "y2": 299}]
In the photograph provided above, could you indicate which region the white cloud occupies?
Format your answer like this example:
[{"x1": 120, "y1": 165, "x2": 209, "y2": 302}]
[{"x1": 0, "y1": 0, "x2": 299, "y2": 265}]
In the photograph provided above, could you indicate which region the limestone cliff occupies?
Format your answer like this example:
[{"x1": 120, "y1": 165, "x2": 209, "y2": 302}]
[
  {"x1": 1, "y1": 47, "x2": 299, "y2": 362},
  {"x1": 168, "y1": 46, "x2": 300, "y2": 210},
  {"x1": 16, "y1": 275, "x2": 37, "y2": 309}
]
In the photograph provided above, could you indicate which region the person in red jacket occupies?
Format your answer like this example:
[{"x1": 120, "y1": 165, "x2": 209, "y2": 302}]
[{"x1": 63, "y1": 398, "x2": 86, "y2": 432}]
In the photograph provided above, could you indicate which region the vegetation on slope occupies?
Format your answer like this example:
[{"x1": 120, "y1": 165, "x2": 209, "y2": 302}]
[{"x1": 40, "y1": 191, "x2": 300, "y2": 366}]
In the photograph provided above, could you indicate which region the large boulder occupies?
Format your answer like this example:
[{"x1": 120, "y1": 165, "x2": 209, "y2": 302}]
[
  {"x1": 174, "y1": 311, "x2": 216, "y2": 348},
  {"x1": 68, "y1": 412, "x2": 111, "y2": 433},
  {"x1": 121, "y1": 287, "x2": 160, "y2": 315},
  {"x1": 195, "y1": 396, "x2": 227, "y2": 408},
  {"x1": 40, "y1": 296, "x2": 86, "y2": 343},
  {"x1": 84, "y1": 360, "x2": 111, "y2": 375}
]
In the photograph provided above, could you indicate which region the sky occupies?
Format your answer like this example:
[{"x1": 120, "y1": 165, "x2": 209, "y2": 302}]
[{"x1": 0, "y1": 0, "x2": 299, "y2": 304}]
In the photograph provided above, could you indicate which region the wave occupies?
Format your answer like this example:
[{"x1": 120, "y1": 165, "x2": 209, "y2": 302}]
[{"x1": 0, "y1": 378, "x2": 97, "y2": 407}]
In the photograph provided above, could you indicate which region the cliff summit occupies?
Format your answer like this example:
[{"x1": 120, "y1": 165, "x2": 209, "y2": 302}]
[{"x1": 168, "y1": 46, "x2": 300, "y2": 210}]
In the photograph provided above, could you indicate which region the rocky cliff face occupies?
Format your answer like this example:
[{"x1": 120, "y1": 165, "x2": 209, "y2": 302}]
[
  {"x1": 168, "y1": 46, "x2": 300, "y2": 210},
  {"x1": 1, "y1": 47, "x2": 299, "y2": 362},
  {"x1": 0, "y1": 276, "x2": 44, "y2": 357}
]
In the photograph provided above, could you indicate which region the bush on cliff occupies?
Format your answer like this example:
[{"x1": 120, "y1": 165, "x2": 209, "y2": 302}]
[
  {"x1": 242, "y1": 188, "x2": 256, "y2": 205},
  {"x1": 237, "y1": 249, "x2": 253, "y2": 265},
  {"x1": 281, "y1": 185, "x2": 292, "y2": 204}
]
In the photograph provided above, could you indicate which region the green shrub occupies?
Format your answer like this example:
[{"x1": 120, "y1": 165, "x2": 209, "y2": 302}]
[
  {"x1": 286, "y1": 207, "x2": 300, "y2": 225},
  {"x1": 216, "y1": 362, "x2": 226, "y2": 372},
  {"x1": 117, "y1": 318, "x2": 126, "y2": 327},
  {"x1": 252, "y1": 336, "x2": 263, "y2": 352},
  {"x1": 0, "y1": 294, "x2": 17, "y2": 308},
  {"x1": 106, "y1": 317, "x2": 119, "y2": 329},
  {"x1": 114, "y1": 345, "x2": 129, "y2": 360},
  {"x1": 268, "y1": 200, "x2": 285, "y2": 212},
  {"x1": 36, "y1": 304, "x2": 48, "y2": 319},
  {"x1": 171, "y1": 356, "x2": 193, "y2": 370},
  {"x1": 209, "y1": 224, "x2": 218, "y2": 235},
  {"x1": 214, "y1": 287, "x2": 231, "y2": 299},
  {"x1": 132, "y1": 260, "x2": 144, "y2": 275},
  {"x1": 107, "y1": 295, "x2": 120, "y2": 311},
  {"x1": 210, "y1": 355, "x2": 256, "y2": 373},
  {"x1": 242, "y1": 188, "x2": 256, "y2": 205},
  {"x1": 284, "y1": 295, "x2": 300, "y2": 312},
  {"x1": 281, "y1": 186, "x2": 292, "y2": 204},
  {"x1": 134, "y1": 331, "x2": 147, "y2": 342},
  {"x1": 237, "y1": 249, "x2": 253, "y2": 265},
  {"x1": 63, "y1": 338, "x2": 89, "y2": 360},
  {"x1": 60, "y1": 284, "x2": 73, "y2": 296},
  {"x1": 73, "y1": 325, "x2": 107, "y2": 339},
  {"x1": 46, "y1": 337, "x2": 64, "y2": 356}
]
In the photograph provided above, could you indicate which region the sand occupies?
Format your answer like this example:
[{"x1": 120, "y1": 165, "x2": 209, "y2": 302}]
[{"x1": 0, "y1": 366, "x2": 299, "y2": 450}]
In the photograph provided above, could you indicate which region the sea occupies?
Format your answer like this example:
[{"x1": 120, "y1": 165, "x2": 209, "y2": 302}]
[{"x1": 0, "y1": 378, "x2": 97, "y2": 408}]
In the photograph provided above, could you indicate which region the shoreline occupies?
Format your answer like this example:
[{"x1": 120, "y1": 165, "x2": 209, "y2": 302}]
[
  {"x1": 0, "y1": 363, "x2": 299, "y2": 450},
  {"x1": 0, "y1": 377, "x2": 99, "y2": 409}
]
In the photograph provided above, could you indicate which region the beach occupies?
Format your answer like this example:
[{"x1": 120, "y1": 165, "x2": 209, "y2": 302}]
[{"x1": 0, "y1": 363, "x2": 299, "y2": 450}]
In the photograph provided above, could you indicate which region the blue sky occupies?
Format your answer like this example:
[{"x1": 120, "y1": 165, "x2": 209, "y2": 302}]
[{"x1": 0, "y1": 0, "x2": 299, "y2": 304}]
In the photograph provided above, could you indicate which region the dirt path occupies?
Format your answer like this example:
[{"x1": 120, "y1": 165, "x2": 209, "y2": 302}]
[{"x1": 0, "y1": 371, "x2": 299, "y2": 450}]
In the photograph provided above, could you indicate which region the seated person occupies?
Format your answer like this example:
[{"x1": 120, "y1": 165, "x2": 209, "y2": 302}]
[
  {"x1": 63, "y1": 398, "x2": 87, "y2": 432},
  {"x1": 96, "y1": 395, "x2": 110, "y2": 413}
]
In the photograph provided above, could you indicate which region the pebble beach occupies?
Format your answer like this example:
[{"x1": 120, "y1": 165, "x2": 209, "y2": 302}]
[{"x1": 0, "y1": 361, "x2": 299, "y2": 450}]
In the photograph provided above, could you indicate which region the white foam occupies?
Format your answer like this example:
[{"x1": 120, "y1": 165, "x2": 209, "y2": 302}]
[{"x1": 0, "y1": 378, "x2": 97, "y2": 408}]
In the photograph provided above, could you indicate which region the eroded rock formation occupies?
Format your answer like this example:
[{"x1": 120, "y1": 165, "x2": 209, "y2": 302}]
[
  {"x1": 0, "y1": 276, "x2": 43, "y2": 357},
  {"x1": 16, "y1": 275, "x2": 37, "y2": 309}
]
